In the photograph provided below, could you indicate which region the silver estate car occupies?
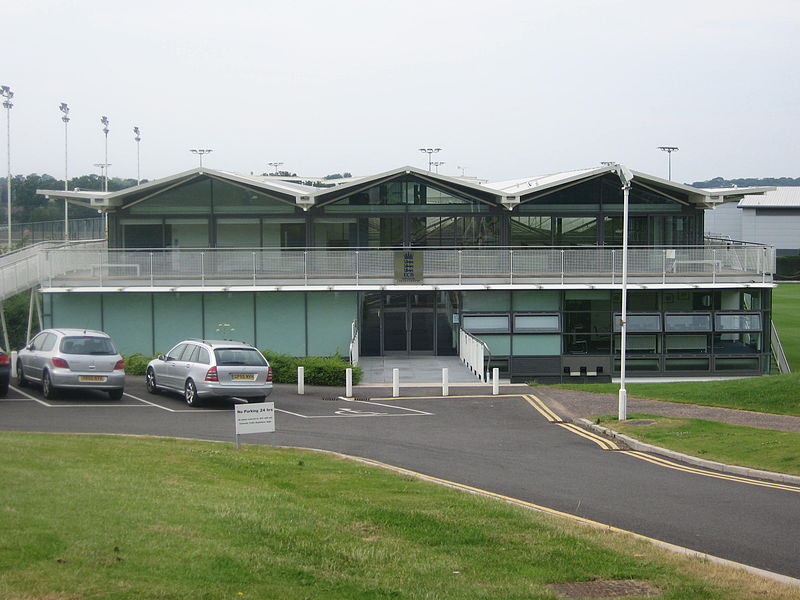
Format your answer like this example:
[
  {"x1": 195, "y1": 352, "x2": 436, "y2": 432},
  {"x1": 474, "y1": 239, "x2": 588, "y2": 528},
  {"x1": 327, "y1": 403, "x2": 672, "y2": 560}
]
[
  {"x1": 17, "y1": 329, "x2": 126, "y2": 400},
  {"x1": 145, "y1": 339, "x2": 273, "y2": 406}
]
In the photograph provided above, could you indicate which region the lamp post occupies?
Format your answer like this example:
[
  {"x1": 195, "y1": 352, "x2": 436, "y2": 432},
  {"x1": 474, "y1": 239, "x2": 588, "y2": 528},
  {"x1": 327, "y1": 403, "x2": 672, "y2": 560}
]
[
  {"x1": 614, "y1": 163, "x2": 634, "y2": 421},
  {"x1": 60, "y1": 103, "x2": 70, "y2": 240},
  {"x1": 1, "y1": 85, "x2": 13, "y2": 249},
  {"x1": 100, "y1": 116, "x2": 110, "y2": 191},
  {"x1": 268, "y1": 161, "x2": 283, "y2": 175},
  {"x1": 457, "y1": 166, "x2": 467, "y2": 176},
  {"x1": 133, "y1": 127, "x2": 141, "y2": 185},
  {"x1": 657, "y1": 146, "x2": 678, "y2": 180},
  {"x1": 418, "y1": 147, "x2": 441, "y2": 171},
  {"x1": 190, "y1": 148, "x2": 213, "y2": 167},
  {"x1": 431, "y1": 161, "x2": 445, "y2": 174}
]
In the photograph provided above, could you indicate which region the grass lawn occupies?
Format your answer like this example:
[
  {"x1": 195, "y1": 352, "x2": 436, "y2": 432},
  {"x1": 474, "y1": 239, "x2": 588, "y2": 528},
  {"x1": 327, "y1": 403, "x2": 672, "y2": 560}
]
[
  {"x1": 772, "y1": 283, "x2": 800, "y2": 371},
  {"x1": 543, "y1": 373, "x2": 800, "y2": 417},
  {"x1": 1, "y1": 433, "x2": 797, "y2": 599},
  {"x1": 597, "y1": 414, "x2": 800, "y2": 476}
]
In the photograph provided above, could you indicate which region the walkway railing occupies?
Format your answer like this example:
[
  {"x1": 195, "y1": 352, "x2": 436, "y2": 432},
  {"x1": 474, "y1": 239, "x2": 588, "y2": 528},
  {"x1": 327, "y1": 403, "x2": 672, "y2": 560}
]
[
  {"x1": 38, "y1": 245, "x2": 775, "y2": 288},
  {"x1": 459, "y1": 328, "x2": 491, "y2": 382},
  {"x1": 349, "y1": 320, "x2": 359, "y2": 366},
  {"x1": 771, "y1": 321, "x2": 792, "y2": 374}
]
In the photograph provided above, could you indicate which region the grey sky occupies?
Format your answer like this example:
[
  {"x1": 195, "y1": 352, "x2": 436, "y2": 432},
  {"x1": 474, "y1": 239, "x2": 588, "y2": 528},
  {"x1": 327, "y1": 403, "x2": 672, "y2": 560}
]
[{"x1": 3, "y1": 0, "x2": 799, "y2": 185}]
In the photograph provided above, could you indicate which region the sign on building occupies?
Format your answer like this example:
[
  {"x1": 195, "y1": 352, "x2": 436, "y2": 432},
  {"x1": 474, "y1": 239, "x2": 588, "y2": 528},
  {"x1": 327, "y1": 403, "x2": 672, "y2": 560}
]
[{"x1": 394, "y1": 250, "x2": 423, "y2": 283}]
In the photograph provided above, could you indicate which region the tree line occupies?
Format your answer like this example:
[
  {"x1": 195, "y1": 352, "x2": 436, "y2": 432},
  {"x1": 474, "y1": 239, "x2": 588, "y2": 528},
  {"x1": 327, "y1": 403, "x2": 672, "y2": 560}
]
[{"x1": 691, "y1": 176, "x2": 800, "y2": 188}]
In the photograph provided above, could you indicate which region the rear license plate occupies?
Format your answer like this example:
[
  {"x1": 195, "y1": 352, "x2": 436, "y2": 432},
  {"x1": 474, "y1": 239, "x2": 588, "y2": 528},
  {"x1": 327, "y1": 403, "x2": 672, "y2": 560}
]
[
  {"x1": 232, "y1": 373, "x2": 256, "y2": 381},
  {"x1": 79, "y1": 376, "x2": 107, "y2": 382}
]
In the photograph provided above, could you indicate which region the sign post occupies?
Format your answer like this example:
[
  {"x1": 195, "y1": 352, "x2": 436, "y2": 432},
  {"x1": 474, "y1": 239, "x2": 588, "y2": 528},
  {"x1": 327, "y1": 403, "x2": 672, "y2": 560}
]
[{"x1": 234, "y1": 402, "x2": 275, "y2": 449}]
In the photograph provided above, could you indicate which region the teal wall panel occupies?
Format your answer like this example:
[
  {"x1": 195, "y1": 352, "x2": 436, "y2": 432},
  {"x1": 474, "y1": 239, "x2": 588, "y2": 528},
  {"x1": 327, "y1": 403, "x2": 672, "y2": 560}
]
[
  {"x1": 255, "y1": 292, "x2": 307, "y2": 356},
  {"x1": 475, "y1": 334, "x2": 511, "y2": 355},
  {"x1": 512, "y1": 334, "x2": 561, "y2": 355},
  {"x1": 204, "y1": 293, "x2": 255, "y2": 345},
  {"x1": 512, "y1": 290, "x2": 560, "y2": 311},
  {"x1": 307, "y1": 292, "x2": 357, "y2": 356},
  {"x1": 153, "y1": 294, "x2": 203, "y2": 354},
  {"x1": 50, "y1": 293, "x2": 103, "y2": 331},
  {"x1": 102, "y1": 294, "x2": 153, "y2": 355},
  {"x1": 462, "y1": 291, "x2": 511, "y2": 311}
]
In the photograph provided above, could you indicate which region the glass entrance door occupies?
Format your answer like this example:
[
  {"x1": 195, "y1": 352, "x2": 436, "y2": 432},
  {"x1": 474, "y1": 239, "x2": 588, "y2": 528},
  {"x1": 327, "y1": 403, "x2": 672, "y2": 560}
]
[{"x1": 382, "y1": 292, "x2": 435, "y2": 355}]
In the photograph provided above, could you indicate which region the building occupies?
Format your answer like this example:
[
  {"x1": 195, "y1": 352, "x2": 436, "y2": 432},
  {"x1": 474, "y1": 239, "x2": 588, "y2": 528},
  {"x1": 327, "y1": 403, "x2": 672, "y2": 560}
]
[
  {"x1": 705, "y1": 187, "x2": 800, "y2": 255},
  {"x1": 36, "y1": 164, "x2": 776, "y2": 381}
]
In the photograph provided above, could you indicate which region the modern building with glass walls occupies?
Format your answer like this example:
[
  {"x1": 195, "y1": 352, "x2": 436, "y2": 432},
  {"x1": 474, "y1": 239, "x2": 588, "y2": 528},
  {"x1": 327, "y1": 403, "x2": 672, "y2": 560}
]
[{"x1": 37, "y1": 165, "x2": 775, "y2": 381}]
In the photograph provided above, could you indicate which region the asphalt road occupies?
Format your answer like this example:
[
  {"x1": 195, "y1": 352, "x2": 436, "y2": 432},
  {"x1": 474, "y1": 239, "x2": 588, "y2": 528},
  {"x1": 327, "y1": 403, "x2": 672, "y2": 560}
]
[{"x1": 2, "y1": 377, "x2": 799, "y2": 581}]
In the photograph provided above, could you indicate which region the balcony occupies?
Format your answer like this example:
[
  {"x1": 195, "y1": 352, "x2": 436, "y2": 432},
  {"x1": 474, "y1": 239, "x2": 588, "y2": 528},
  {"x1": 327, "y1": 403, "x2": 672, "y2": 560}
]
[{"x1": 36, "y1": 244, "x2": 775, "y2": 291}]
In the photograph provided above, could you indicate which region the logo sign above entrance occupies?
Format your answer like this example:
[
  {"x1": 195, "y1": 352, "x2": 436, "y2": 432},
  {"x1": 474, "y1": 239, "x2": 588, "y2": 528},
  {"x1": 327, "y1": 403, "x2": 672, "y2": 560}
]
[{"x1": 394, "y1": 250, "x2": 424, "y2": 283}]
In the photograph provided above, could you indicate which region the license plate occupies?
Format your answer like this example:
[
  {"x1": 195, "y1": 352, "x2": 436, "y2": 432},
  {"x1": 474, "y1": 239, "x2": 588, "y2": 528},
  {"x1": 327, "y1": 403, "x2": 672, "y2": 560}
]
[
  {"x1": 79, "y1": 376, "x2": 107, "y2": 382},
  {"x1": 232, "y1": 373, "x2": 256, "y2": 381}
]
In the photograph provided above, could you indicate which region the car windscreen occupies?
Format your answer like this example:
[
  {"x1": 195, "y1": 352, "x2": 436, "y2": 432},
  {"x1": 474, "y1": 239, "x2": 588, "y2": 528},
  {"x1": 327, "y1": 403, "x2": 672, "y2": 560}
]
[
  {"x1": 60, "y1": 336, "x2": 117, "y2": 355},
  {"x1": 213, "y1": 348, "x2": 267, "y2": 367}
]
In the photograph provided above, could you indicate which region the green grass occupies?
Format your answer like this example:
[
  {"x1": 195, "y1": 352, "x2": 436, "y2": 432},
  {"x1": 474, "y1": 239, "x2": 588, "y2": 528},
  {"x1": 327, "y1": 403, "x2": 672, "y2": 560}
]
[
  {"x1": 597, "y1": 414, "x2": 800, "y2": 476},
  {"x1": 544, "y1": 373, "x2": 800, "y2": 417},
  {"x1": 1, "y1": 433, "x2": 796, "y2": 599},
  {"x1": 773, "y1": 283, "x2": 800, "y2": 371}
]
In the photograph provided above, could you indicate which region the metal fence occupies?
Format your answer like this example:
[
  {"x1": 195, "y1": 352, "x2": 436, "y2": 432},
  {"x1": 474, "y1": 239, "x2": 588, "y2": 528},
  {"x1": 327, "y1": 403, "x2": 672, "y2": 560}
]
[
  {"x1": 40, "y1": 245, "x2": 775, "y2": 288},
  {"x1": 0, "y1": 217, "x2": 104, "y2": 248}
]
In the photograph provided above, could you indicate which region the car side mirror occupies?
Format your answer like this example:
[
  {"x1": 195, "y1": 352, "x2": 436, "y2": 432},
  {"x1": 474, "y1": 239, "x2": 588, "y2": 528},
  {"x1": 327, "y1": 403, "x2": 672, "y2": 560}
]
[
  {"x1": 158, "y1": 354, "x2": 166, "y2": 361},
  {"x1": 27, "y1": 344, "x2": 35, "y2": 351}
]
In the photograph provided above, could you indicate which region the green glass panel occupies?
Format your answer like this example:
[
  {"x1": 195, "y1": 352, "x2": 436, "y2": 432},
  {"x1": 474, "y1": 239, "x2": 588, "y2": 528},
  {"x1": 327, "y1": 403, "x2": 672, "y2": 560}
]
[
  {"x1": 128, "y1": 179, "x2": 212, "y2": 215},
  {"x1": 510, "y1": 216, "x2": 553, "y2": 246},
  {"x1": 462, "y1": 291, "x2": 510, "y2": 311},
  {"x1": 211, "y1": 179, "x2": 296, "y2": 214},
  {"x1": 217, "y1": 219, "x2": 260, "y2": 247},
  {"x1": 512, "y1": 334, "x2": 560, "y2": 355},
  {"x1": 256, "y1": 292, "x2": 306, "y2": 356},
  {"x1": 512, "y1": 290, "x2": 560, "y2": 311}
]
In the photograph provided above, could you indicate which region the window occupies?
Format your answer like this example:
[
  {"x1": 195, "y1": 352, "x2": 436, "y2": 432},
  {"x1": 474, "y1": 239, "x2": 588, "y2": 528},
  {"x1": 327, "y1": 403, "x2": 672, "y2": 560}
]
[
  {"x1": 665, "y1": 313, "x2": 712, "y2": 332},
  {"x1": 715, "y1": 313, "x2": 762, "y2": 331},
  {"x1": 462, "y1": 315, "x2": 510, "y2": 333},
  {"x1": 514, "y1": 314, "x2": 560, "y2": 332},
  {"x1": 613, "y1": 313, "x2": 661, "y2": 333},
  {"x1": 166, "y1": 344, "x2": 187, "y2": 361}
]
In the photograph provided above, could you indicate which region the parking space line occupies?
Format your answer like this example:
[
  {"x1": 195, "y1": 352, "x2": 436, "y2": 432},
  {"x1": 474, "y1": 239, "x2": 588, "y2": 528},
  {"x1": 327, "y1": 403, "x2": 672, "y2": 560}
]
[
  {"x1": 369, "y1": 394, "x2": 521, "y2": 401},
  {"x1": 7, "y1": 385, "x2": 53, "y2": 407}
]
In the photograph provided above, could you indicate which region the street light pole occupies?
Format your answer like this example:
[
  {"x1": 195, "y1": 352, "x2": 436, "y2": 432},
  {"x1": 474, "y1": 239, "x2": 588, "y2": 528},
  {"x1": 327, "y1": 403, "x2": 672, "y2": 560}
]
[
  {"x1": 418, "y1": 147, "x2": 441, "y2": 171},
  {"x1": 657, "y1": 146, "x2": 679, "y2": 180},
  {"x1": 1, "y1": 85, "x2": 13, "y2": 249},
  {"x1": 133, "y1": 127, "x2": 141, "y2": 185},
  {"x1": 100, "y1": 116, "x2": 110, "y2": 191},
  {"x1": 60, "y1": 103, "x2": 70, "y2": 240},
  {"x1": 268, "y1": 161, "x2": 283, "y2": 175},
  {"x1": 432, "y1": 161, "x2": 445, "y2": 174},
  {"x1": 190, "y1": 148, "x2": 213, "y2": 167},
  {"x1": 614, "y1": 163, "x2": 634, "y2": 421}
]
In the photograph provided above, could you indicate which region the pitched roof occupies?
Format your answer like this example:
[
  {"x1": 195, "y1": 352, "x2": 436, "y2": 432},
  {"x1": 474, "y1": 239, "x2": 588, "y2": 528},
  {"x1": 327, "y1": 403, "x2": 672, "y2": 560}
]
[{"x1": 737, "y1": 187, "x2": 800, "y2": 208}]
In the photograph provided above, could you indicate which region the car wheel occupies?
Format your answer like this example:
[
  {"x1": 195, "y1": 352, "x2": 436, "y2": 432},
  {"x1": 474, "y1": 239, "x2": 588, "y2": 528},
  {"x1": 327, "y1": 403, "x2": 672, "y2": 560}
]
[
  {"x1": 42, "y1": 371, "x2": 58, "y2": 400},
  {"x1": 184, "y1": 379, "x2": 201, "y2": 406},
  {"x1": 145, "y1": 368, "x2": 160, "y2": 394},
  {"x1": 16, "y1": 362, "x2": 28, "y2": 387},
  {"x1": 108, "y1": 388, "x2": 124, "y2": 401},
  {"x1": 0, "y1": 377, "x2": 8, "y2": 398}
]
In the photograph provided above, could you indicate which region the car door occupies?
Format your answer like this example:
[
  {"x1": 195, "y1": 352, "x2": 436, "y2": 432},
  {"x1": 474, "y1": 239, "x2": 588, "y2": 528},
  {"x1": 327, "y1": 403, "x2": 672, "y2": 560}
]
[
  {"x1": 157, "y1": 343, "x2": 187, "y2": 390},
  {"x1": 25, "y1": 332, "x2": 57, "y2": 382}
]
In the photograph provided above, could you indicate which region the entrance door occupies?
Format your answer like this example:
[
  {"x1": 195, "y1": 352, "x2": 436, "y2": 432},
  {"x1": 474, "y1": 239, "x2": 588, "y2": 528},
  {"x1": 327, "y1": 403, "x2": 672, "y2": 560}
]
[{"x1": 382, "y1": 292, "x2": 434, "y2": 355}]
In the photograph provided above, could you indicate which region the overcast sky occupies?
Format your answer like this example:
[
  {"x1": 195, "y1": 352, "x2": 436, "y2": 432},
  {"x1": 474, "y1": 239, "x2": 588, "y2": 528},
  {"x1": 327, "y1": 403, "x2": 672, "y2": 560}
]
[{"x1": 3, "y1": 0, "x2": 798, "y2": 185}]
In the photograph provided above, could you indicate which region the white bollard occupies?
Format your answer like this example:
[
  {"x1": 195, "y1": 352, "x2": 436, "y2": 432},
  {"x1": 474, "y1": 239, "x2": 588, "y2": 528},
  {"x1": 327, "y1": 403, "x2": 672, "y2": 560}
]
[
  {"x1": 392, "y1": 368, "x2": 400, "y2": 397},
  {"x1": 297, "y1": 366, "x2": 304, "y2": 395},
  {"x1": 492, "y1": 367, "x2": 499, "y2": 395},
  {"x1": 442, "y1": 367, "x2": 449, "y2": 397},
  {"x1": 10, "y1": 351, "x2": 17, "y2": 376},
  {"x1": 346, "y1": 368, "x2": 353, "y2": 397}
]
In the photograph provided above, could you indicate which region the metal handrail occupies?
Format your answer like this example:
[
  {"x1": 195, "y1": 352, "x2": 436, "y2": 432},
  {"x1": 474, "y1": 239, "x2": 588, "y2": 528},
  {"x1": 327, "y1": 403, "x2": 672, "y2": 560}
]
[
  {"x1": 771, "y1": 321, "x2": 792, "y2": 374},
  {"x1": 459, "y1": 328, "x2": 492, "y2": 382},
  {"x1": 349, "y1": 320, "x2": 359, "y2": 366}
]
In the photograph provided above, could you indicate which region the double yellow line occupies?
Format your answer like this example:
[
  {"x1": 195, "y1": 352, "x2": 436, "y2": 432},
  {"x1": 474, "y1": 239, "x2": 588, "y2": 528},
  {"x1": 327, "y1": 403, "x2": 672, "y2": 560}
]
[{"x1": 526, "y1": 393, "x2": 800, "y2": 494}]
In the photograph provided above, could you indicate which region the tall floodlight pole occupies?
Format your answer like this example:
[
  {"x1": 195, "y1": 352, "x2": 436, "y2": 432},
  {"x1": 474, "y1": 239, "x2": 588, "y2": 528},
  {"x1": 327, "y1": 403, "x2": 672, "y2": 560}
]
[
  {"x1": 133, "y1": 127, "x2": 141, "y2": 184},
  {"x1": 418, "y1": 147, "x2": 441, "y2": 171},
  {"x1": 432, "y1": 161, "x2": 445, "y2": 174},
  {"x1": 457, "y1": 166, "x2": 467, "y2": 176},
  {"x1": 268, "y1": 161, "x2": 283, "y2": 175},
  {"x1": 657, "y1": 146, "x2": 678, "y2": 180},
  {"x1": 190, "y1": 148, "x2": 213, "y2": 167},
  {"x1": 60, "y1": 103, "x2": 70, "y2": 240},
  {"x1": 615, "y1": 163, "x2": 634, "y2": 421},
  {"x1": 100, "y1": 116, "x2": 110, "y2": 191},
  {"x1": 1, "y1": 85, "x2": 13, "y2": 249}
]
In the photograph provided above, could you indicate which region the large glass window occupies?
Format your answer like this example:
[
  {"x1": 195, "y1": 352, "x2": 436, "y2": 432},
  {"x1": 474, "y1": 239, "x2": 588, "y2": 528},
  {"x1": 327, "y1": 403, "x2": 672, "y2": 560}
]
[
  {"x1": 714, "y1": 333, "x2": 761, "y2": 354},
  {"x1": 514, "y1": 314, "x2": 560, "y2": 332},
  {"x1": 510, "y1": 216, "x2": 553, "y2": 246},
  {"x1": 665, "y1": 313, "x2": 712, "y2": 332},
  {"x1": 462, "y1": 315, "x2": 510, "y2": 333},
  {"x1": 165, "y1": 219, "x2": 209, "y2": 248},
  {"x1": 715, "y1": 313, "x2": 762, "y2": 331},
  {"x1": 217, "y1": 219, "x2": 260, "y2": 247},
  {"x1": 263, "y1": 220, "x2": 306, "y2": 247},
  {"x1": 323, "y1": 180, "x2": 488, "y2": 214},
  {"x1": 410, "y1": 216, "x2": 499, "y2": 246},
  {"x1": 211, "y1": 180, "x2": 296, "y2": 214},
  {"x1": 665, "y1": 334, "x2": 710, "y2": 354},
  {"x1": 121, "y1": 218, "x2": 164, "y2": 248},
  {"x1": 128, "y1": 179, "x2": 212, "y2": 215},
  {"x1": 613, "y1": 313, "x2": 661, "y2": 332},
  {"x1": 556, "y1": 217, "x2": 597, "y2": 246}
]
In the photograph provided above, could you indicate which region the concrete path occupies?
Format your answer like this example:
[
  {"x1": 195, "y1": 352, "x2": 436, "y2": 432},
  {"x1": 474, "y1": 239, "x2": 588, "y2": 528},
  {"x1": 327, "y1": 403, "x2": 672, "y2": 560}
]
[{"x1": 357, "y1": 356, "x2": 484, "y2": 385}]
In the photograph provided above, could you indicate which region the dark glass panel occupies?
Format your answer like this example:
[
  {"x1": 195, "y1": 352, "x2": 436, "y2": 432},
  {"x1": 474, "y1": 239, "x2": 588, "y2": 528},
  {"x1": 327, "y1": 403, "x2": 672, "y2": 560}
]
[
  {"x1": 128, "y1": 179, "x2": 211, "y2": 215},
  {"x1": 510, "y1": 216, "x2": 553, "y2": 246},
  {"x1": 212, "y1": 180, "x2": 296, "y2": 214}
]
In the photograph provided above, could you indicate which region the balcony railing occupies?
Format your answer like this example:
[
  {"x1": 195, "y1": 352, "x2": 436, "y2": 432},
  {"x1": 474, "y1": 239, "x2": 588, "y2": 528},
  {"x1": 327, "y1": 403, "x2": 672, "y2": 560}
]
[{"x1": 38, "y1": 245, "x2": 775, "y2": 289}]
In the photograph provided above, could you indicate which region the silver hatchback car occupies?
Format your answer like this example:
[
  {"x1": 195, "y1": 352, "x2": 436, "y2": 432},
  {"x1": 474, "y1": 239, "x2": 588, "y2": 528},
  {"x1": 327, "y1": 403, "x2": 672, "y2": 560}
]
[
  {"x1": 145, "y1": 339, "x2": 272, "y2": 406},
  {"x1": 17, "y1": 328, "x2": 126, "y2": 400}
]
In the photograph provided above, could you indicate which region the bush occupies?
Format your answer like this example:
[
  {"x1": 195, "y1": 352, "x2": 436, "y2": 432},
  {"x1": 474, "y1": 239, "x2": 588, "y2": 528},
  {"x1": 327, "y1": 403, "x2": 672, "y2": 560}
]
[
  {"x1": 261, "y1": 350, "x2": 362, "y2": 386},
  {"x1": 124, "y1": 353, "x2": 157, "y2": 376}
]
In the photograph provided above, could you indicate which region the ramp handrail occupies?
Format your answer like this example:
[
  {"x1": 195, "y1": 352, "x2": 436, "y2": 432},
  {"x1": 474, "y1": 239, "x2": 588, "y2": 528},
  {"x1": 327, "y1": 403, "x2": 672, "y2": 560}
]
[
  {"x1": 771, "y1": 321, "x2": 792, "y2": 374},
  {"x1": 459, "y1": 328, "x2": 491, "y2": 382},
  {"x1": 349, "y1": 320, "x2": 359, "y2": 366}
]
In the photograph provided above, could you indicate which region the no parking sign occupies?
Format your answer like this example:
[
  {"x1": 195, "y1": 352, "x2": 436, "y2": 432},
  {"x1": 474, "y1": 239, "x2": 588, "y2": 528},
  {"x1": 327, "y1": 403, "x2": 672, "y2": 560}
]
[{"x1": 234, "y1": 402, "x2": 275, "y2": 448}]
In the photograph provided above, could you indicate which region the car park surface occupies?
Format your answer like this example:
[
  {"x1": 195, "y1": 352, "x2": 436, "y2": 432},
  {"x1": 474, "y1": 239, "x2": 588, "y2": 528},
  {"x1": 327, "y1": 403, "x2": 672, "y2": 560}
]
[{"x1": 1, "y1": 377, "x2": 799, "y2": 582}]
